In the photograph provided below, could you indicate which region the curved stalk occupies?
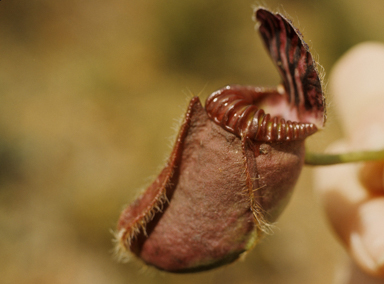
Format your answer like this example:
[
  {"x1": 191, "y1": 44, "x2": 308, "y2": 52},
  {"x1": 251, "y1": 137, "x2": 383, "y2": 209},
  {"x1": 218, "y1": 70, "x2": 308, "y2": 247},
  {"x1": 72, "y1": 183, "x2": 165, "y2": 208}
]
[{"x1": 305, "y1": 149, "x2": 384, "y2": 166}]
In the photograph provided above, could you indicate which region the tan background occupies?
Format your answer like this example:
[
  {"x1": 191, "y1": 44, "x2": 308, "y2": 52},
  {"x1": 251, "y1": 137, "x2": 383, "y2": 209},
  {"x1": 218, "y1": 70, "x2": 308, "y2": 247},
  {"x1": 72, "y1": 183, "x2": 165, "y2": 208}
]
[{"x1": 1, "y1": 0, "x2": 384, "y2": 283}]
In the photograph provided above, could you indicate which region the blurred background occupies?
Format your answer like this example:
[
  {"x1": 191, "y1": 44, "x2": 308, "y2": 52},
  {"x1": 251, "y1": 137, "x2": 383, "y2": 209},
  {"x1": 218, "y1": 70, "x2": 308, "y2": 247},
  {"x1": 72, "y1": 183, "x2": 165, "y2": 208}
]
[{"x1": 1, "y1": 0, "x2": 384, "y2": 283}]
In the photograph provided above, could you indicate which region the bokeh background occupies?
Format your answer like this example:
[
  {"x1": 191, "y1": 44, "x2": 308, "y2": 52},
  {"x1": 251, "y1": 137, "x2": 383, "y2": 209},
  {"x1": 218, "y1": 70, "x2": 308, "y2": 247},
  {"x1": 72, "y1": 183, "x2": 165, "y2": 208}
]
[{"x1": 1, "y1": 0, "x2": 384, "y2": 283}]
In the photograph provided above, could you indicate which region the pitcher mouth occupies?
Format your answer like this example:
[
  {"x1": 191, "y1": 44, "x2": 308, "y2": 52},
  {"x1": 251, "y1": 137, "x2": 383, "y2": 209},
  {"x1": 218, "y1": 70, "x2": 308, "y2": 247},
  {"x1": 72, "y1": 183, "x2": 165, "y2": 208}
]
[
  {"x1": 205, "y1": 85, "x2": 318, "y2": 141},
  {"x1": 205, "y1": 8, "x2": 325, "y2": 142}
]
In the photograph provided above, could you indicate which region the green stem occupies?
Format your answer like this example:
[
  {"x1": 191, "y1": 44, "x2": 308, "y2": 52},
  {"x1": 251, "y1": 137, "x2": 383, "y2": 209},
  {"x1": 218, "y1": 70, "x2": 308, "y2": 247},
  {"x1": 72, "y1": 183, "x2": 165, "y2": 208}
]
[{"x1": 305, "y1": 149, "x2": 384, "y2": 166}]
